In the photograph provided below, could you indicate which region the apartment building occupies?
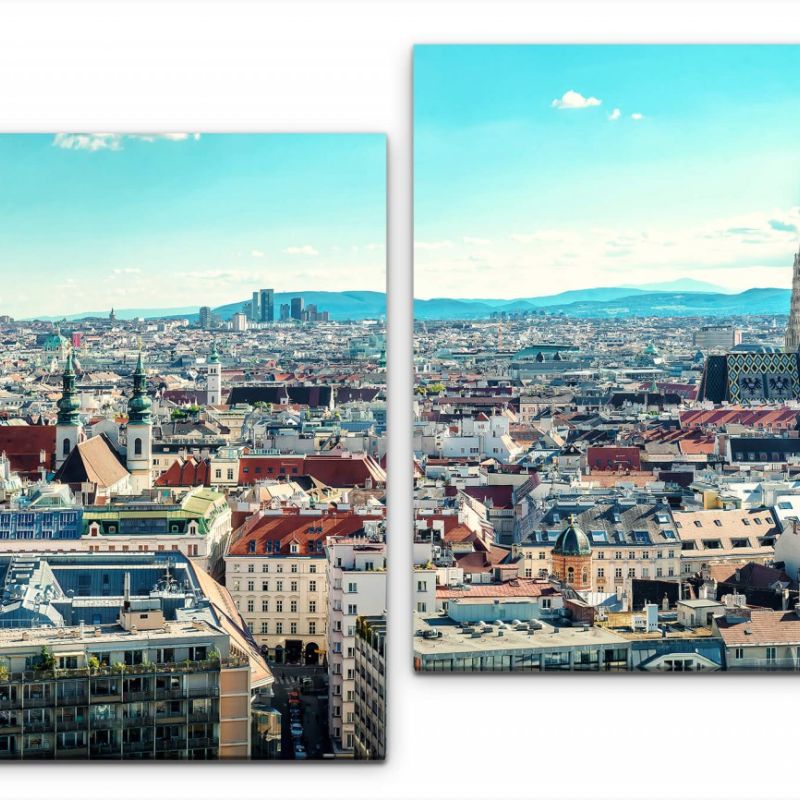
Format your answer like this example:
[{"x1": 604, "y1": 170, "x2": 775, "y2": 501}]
[
  {"x1": 0, "y1": 613, "x2": 251, "y2": 760},
  {"x1": 0, "y1": 489, "x2": 232, "y2": 575},
  {"x1": 326, "y1": 535, "x2": 386, "y2": 755},
  {"x1": 353, "y1": 615, "x2": 386, "y2": 760},
  {"x1": 673, "y1": 508, "x2": 779, "y2": 575},
  {"x1": 714, "y1": 601, "x2": 800, "y2": 671},
  {"x1": 512, "y1": 498, "x2": 682, "y2": 594},
  {"x1": 225, "y1": 510, "x2": 384, "y2": 666}
]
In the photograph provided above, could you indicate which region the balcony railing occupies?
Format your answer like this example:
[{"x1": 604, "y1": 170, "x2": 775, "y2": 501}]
[
  {"x1": 731, "y1": 657, "x2": 800, "y2": 671},
  {"x1": 0, "y1": 657, "x2": 243, "y2": 686}
]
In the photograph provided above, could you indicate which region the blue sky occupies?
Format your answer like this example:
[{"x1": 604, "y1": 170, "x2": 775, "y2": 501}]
[
  {"x1": 414, "y1": 45, "x2": 800, "y2": 298},
  {"x1": 0, "y1": 133, "x2": 385, "y2": 317}
]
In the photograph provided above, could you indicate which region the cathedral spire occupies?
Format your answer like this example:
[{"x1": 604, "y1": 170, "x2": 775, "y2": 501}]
[
  {"x1": 56, "y1": 352, "x2": 80, "y2": 425},
  {"x1": 785, "y1": 243, "x2": 800, "y2": 352},
  {"x1": 128, "y1": 352, "x2": 152, "y2": 424}
]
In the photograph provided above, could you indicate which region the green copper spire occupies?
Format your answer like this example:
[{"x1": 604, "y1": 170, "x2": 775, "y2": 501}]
[
  {"x1": 56, "y1": 353, "x2": 81, "y2": 425},
  {"x1": 208, "y1": 340, "x2": 220, "y2": 364},
  {"x1": 128, "y1": 352, "x2": 153, "y2": 424}
]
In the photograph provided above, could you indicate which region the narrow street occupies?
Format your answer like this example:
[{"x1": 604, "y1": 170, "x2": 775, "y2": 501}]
[{"x1": 268, "y1": 663, "x2": 331, "y2": 760}]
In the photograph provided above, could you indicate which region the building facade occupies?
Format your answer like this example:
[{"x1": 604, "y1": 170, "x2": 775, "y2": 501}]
[{"x1": 326, "y1": 536, "x2": 386, "y2": 755}]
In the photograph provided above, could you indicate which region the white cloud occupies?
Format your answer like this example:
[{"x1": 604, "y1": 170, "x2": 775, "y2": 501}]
[
  {"x1": 609, "y1": 108, "x2": 621, "y2": 121},
  {"x1": 630, "y1": 112, "x2": 644, "y2": 121},
  {"x1": 414, "y1": 240, "x2": 454, "y2": 251},
  {"x1": 53, "y1": 133, "x2": 201, "y2": 151},
  {"x1": 551, "y1": 90, "x2": 602, "y2": 109},
  {"x1": 463, "y1": 236, "x2": 491, "y2": 246},
  {"x1": 283, "y1": 245, "x2": 319, "y2": 256},
  {"x1": 250, "y1": 249, "x2": 265, "y2": 258},
  {"x1": 53, "y1": 134, "x2": 122, "y2": 152},
  {"x1": 111, "y1": 268, "x2": 142, "y2": 276}
]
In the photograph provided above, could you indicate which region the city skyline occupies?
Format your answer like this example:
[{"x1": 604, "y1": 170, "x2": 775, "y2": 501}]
[
  {"x1": 0, "y1": 133, "x2": 386, "y2": 318},
  {"x1": 414, "y1": 45, "x2": 800, "y2": 299}
]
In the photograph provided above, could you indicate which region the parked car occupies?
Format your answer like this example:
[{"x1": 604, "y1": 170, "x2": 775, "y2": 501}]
[{"x1": 290, "y1": 722, "x2": 303, "y2": 738}]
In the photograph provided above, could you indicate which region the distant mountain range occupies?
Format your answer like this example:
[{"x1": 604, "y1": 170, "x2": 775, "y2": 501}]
[
  {"x1": 30, "y1": 283, "x2": 792, "y2": 323},
  {"x1": 415, "y1": 287, "x2": 791, "y2": 320}
]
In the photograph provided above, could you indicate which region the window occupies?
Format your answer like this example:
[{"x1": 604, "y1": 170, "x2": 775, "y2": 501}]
[
  {"x1": 614, "y1": 551, "x2": 622, "y2": 560},
  {"x1": 417, "y1": 580, "x2": 427, "y2": 592},
  {"x1": 734, "y1": 647, "x2": 744, "y2": 659},
  {"x1": 276, "y1": 565, "x2": 283, "y2": 573},
  {"x1": 290, "y1": 581, "x2": 298, "y2": 592},
  {"x1": 248, "y1": 564, "x2": 254, "y2": 573},
  {"x1": 62, "y1": 437, "x2": 71, "y2": 456},
  {"x1": 348, "y1": 582, "x2": 358, "y2": 593},
  {"x1": 541, "y1": 598, "x2": 551, "y2": 609},
  {"x1": 417, "y1": 602, "x2": 427, "y2": 613},
  {"x1": 276, "y1": 622, "x2": 283, "y2": 635},
  {"x1": 309, "y1": 581, "x2": 317, "y2": 593},
  {"x1": 656, "y1": 567, "x2": 662, "y2": 577},
  {"x1": 262, "y1": 581, "x2": 269, "y2": 591},
  {"x1": 627, "y1": 568, "x2": 635, "y2": 578},
  {"x1": 247, "y1": 600, "x2": 254, "y2": 613},
  {"x1": 347, "y1": 604, "x2": 358, "y2": 615},
  {"x1": 291, "y1": 563, "x2": 298, "y2": 573},
  {"x1": 309, "y1": 601, "x2": 316, "y2": 613},
  {"x1": 247, "y1": 580, "x2": 254, "y2": 591},
  {"x1": 538, "y1": 551, "x2": 546, "y2": 560},
  {"x1": 262, "y1": 563, "x2": 269, "y2": 573},
  {"x1": 215, "y1": 469, "x2": 222, "y2": 479},
  {"x1": 276, "y1": 581, "x2": 283, "y2": 592},
  {"x1": 597, "y1": 568, "x2": 605, "y2": 578},
  {"x1": 766, "y1": 646, "x2": 777, "y2": 662},
  {"x1": 227, "y1": 468, "x2": 234, "y2": 481},
  {"x1": 290, "y1": 600, "x2": 298, "y2": 613},
  {"x1": 261, "y1": 600, "x2": 269, "y2": 613},
  {"x1": 290, "y1": 622, "x2": 297, "y2": 634},
  {"x1": 309, "y1": 564, "x2": 317, "y2": 573},
  {"x1": 261, "y1": 622, "x2": 268, "y2": 634},
  {"x1": 614, "y1": 568, "x2": 623, "y2": 579},
  {"x1": 309, "y1": 621, "x2": 316, "y2": 635},
  {"x1": 276, "y1": 600, "x2": 283, "y2": 613},
  {"x1": 134, "y1": 438, "x2": 142, "y2": 456}
]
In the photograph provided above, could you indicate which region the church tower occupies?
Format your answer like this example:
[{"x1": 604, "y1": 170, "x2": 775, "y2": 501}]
[
  {"x1": 206, "y1": 341, "x2": 222, "y2": 406},
  {"x1": 127, "y1": 352, "x2": 153, "y2": 491},
  {"x1": 785, "y1": 244, "x2": 800, "y2": 351},
  {"x1": 55, "y1": 352, "x2": 83, "y2": 468}
]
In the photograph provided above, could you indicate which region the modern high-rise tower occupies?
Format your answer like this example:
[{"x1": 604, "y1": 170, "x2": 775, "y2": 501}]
[
  {"x1": 259, "y1": 288, "x2": 274, "y2": 323},
  {"x1": 290, "y1": 296, "x2": 304, "y2": 321},
  {"x1": 251, "y1": 291, "x2": 260, "y2": 322},
  {"x1": 786, "y1": 244, "x2": 800, "y2": 352}
]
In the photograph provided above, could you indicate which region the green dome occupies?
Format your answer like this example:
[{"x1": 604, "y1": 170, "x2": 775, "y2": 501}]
[{"x1": 553, "y1": 516, "x2": 591, "y2": 557}]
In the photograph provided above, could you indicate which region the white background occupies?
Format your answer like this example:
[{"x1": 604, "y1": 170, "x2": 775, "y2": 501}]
[{"x1": 1, "y1": 2, "x2": 798, "y2": 798}]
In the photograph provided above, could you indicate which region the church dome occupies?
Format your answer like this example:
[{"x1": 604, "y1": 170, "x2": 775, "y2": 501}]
[{"x1": 553, "y1": 516, "x2": 591, "y2": 557}]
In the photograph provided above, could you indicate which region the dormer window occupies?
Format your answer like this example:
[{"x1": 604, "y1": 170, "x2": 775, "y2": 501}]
[{"x1": 290, "y1": 543, "x2": 300, "y2": 554}]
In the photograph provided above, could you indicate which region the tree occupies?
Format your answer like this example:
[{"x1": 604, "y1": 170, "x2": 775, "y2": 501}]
[{"x1": 36, "y1": 646, "x2": 56, "y2": 673}]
